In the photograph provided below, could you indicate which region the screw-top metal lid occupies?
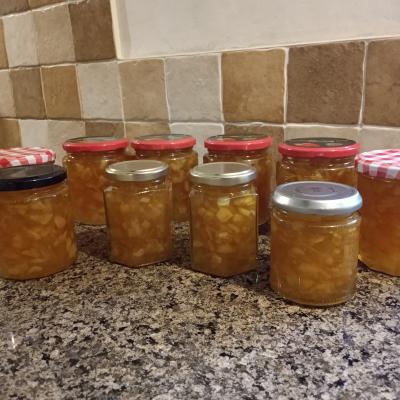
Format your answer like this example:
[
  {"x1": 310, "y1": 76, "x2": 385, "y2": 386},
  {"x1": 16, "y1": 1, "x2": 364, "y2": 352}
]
[
  {"x1": 106, "y1": 160, "x2": 168, "y2": 182},
  {"x1": 63, "y1": 136, "x2": 129, "y2": 153},
  {"x1": 190, "y1": 162, "x2": 256, "y2": 186},
  {"x1": 272, "y1": 181, "x2": 362, "y2": 215}
]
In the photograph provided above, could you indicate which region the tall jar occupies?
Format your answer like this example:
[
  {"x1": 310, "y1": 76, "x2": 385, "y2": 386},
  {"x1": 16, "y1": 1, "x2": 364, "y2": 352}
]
[
  {"x1": 0, "y1": 147, "x2": 56, "y2": 169},
  {"x1": 270, "y1": 181, "x2": 362, "y2": 306},
  {"x1": 131, "y1": 134, "x2": 198, "y2": 222},
  {"x1": 204, "y1": 134, "x2": 273, "y2": 225},
  {"x1": 104, "y1": 160, "x2": 173, "y2": 267},
  {"x1": 63, "y1": 137, "x2": 130, "y2": 225},
  {"x1": 277, "y1": 138, "x2": 359, "y2": 186},
  {"x1": 0, "y1": 164, "x2": 77, "y2": 280},
  {"x1": 356, "y1": 149, "x2": 400, "y2": 276},
  {"x1": 189, "y1": 162, "x2": 258, "y2": 277}
]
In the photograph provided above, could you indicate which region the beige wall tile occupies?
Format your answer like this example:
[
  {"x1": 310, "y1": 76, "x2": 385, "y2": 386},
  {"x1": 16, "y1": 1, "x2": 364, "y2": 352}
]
[
  {"x1": 0, "y1": 20, "x2": 8, "y2": 69},
  {"x1": 69, "y1": 0, "x2": 115, "y2": 61},
  {"x1": 287, "y1": 42, "x2": 364, "y2": 124},
  {"x1": 0, "y1": 119, "x2": 20, "y2": 148},
  {"x1": 0, "y1": 70, "x2": 15, "y2": 117},
  {"x1": 3, "y1": 13, "x2": 39, "y2": 67},
  {"x1": 42, "y1": 65, "x2": 81, "y2": 119},
  {"x1": 77, "y1": 61, "x2": 122, "y2": 120},
  {"x1": 364, "y1": 40, "x2": 400, "y2": 126},
  {"x1": 10, "y1": 68, "x2": 46, "y2": 119},
  {"x1": 359, "y1": 127, "x2": 400, "y2": 152},
  {"x1": 125, "y1": 122, "x2": 170, "y2": 139},
  {"x1": 29, "y1": 0, "x2": 62, "y2": 8},
  {"x1": 222, "y1": 50, "x2": 285, "y2": 123},
  {"x1": 34, "y1": 4, "x2": 75, "y2": 65},
  {"x1": 119, "y1": 59, "x2": 169, "y2": 121},
  {"x1": 285, "y1": 125, "x2": 359, "y2": 142},
  {"x1": 0, "y1": 0, "x2": 29, "y2": 16},
  {"x1": 85, "y1": 121, "x2": 125, "y2": 137},
  {"x1": 165, "y1": 55, "x2": 222, "y2": 121},
  {"x1": 19, "y1": 119, "x2": 49, "y2": 148}
]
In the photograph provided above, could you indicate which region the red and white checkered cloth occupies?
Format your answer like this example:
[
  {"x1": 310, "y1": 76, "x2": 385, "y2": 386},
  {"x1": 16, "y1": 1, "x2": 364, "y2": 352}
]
[
  {"x1": 356, "y1": 149, "x2": 400, "y2": 180},
  {"x1": 0, "y1": 147, "x2": 56, "y2": 169}
]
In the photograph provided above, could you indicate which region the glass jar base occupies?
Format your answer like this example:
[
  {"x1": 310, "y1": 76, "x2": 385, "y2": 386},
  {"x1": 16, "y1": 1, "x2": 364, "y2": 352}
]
[{"x1": 359, "y1": 255, "x2": 400, "y2": 277}]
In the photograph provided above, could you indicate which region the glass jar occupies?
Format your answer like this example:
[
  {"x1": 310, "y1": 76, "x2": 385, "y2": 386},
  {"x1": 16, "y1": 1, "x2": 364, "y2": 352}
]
[
  {"x1": 0, "y1": 147, "x2": 56, "y2": 169},
  {"x1": 204, "y1": 134, "x2": 273, "y2": 225},
  {"x1": 131, "y1": 134, "x2": 198, "y2": 222},
  {"x1": 270, "y1": 181, "x2": 362, "y2": 306},
  {"x1": 356, "y1": 149, "x2": 400, "y2": 276},
  {"x1": 104, "y1": 160, "x2": 173, "y2": 267},
  {"x1": 277, "y1": 138, "x2": 359, "y2": 186},
  {"x1": 189, "y1": 162, "x2": 258, "y2": 277},
  {"x1": 63, "y1": 136, "x2": 130, "y2": 225},
  {"x1": 0, "y1": 165, "x2": 77, "y2": 280}
]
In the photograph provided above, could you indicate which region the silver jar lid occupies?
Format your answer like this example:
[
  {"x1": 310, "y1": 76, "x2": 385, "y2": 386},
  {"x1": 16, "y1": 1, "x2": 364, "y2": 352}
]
[
  {"x1": 272, "y1": 181, "x2": 362, "y2": 215},
  {"x1": 190, "y1": 162, "x2": 256, "y2": 186},
  {"x1": 106, "y1": 160, "x2": 168, "y2": 182}
]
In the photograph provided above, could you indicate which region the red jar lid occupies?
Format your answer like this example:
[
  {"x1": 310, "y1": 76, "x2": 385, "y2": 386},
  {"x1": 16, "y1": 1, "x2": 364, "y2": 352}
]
[
  {"x1": 205, "y1": 134, "x2": 272, "y2": 151},
  {"x1": 0, "y1": 147, "x2": 56, "y2": 169},
  {"x1": 63, "y1": 136, "x2": 129, "y2": 153},
  {"x1": 279, "y1": 137, "x2": 360, "y2": 158},
  {"x1": 356, "y1": 149, "x2": 400, "y2": 181},
  {"x1": 131, "y1": 134, "x2": 196, "y2": 151}
]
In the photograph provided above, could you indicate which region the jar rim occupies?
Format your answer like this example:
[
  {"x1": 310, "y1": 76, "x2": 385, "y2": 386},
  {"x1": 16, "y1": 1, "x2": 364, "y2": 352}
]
[
  {"x1": 205, "y1": 134, "x2": 272, "y2": 151},
  {"x1": 63, "y1": 136, "x2": 129, "y2": 153},
  {"x1": 131, "y1": 134, "x2": 196, "y2": 151},
  {"x1": 106, "y1": 160, "x2": 168, "y2": 182}
]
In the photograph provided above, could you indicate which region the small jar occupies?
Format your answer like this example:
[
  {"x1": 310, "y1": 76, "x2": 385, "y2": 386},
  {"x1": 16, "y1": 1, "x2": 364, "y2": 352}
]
[
  {"x1": 277, "y1": 138, "x2": 359, "y2": 186},
  {"x1": 189, "y1": 162, "x2": 258, "y2": 277},
  {"x1": 270, "y1": 181, "x2": 362, "y2": 306},
  {"x1": 63, "y1": 136, "x2": 130, "y2": 225},
  {"x1": 356, "y1": 149, "x2": 400, "y2": 276},
  {"x1": 104, "y1": 160, "x2": 173, "y2": 267},
  {"x1": 0, "y1": 164, "x2": 77, "y2": 280},
  {"x1": 131, "y1": 134, "x2": 198, "y2": 222},
  {"x1": 0, "y1": 147, "x2": 56, "y2": 169},
  {"x1": 204, "y1": 134, "x2": 273, "y2": 225}
]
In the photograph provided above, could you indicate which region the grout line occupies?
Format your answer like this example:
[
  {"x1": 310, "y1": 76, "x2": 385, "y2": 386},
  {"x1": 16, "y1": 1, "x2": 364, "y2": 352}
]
[
  {"x1": 358, "y1": 41, "x2": 369, "y2": 127},
  {"x1": 283, "y1": 47, "x2": 289, "y2": 125},
  {"x1": 217, "y1": 53, "x2": 225, "y2": 124},
  {"x1": 162, "y1": 58, "x2": 172, "y2": 123},
  {"x1": 74, "y1": 63, "x2": 85, "y2": 122},
  {"x1": 39, "y1": 67, "x2": 48, "y2": 118}
]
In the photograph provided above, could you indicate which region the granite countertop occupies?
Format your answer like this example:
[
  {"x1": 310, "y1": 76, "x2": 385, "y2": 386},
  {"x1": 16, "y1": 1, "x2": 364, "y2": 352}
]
[{"x1": 1, "y1": 224, "x2": 399, "y2": 400}]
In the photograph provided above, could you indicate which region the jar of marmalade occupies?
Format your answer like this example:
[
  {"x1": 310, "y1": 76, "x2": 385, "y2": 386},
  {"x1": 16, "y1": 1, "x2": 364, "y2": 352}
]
[
  {"x1": 189, "y1": 162, "x2": 258, "y2": 277},
  {"x1": 204, "y1": 134, "x2": 273, "y2": 225},
  {"x1": 356, "y1": 149, "x2": 400, "y2": 276},
  {"x1": 104, "y1": 160, "x2": 173, "y2": 267},
  {"x1": 270, "y1": 181, "x2": 362, "y2": 306},
  {"x1": 277, "y1": 138, "x2": 359, "y2": 186},
  {"x1": 0, "y1": 164, "x2": 77, "y2": 280},
  {"x1": 0, "y1": 147, "x2": 56, "y2": 168},
  {"x1": 131, "y1": 134, "x2": 198, "y2": 222},
  {"x1": 63, "y1": 136, "x2": 130, "y2": 225}
]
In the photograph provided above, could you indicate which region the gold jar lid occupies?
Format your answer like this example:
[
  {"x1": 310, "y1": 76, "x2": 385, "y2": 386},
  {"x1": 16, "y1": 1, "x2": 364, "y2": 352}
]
[{"x1": 106, "y1": 160, "x2": 168, "y2": 182}]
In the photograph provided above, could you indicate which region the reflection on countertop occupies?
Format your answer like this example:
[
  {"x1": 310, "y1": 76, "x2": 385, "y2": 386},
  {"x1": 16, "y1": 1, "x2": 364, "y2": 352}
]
[{"x1": 0, "y1": 224, "x2": 399, "y2": 399}]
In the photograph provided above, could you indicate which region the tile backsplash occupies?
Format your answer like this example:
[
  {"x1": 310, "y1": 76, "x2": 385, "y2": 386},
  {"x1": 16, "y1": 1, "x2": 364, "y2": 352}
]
[{"x1": 0, "y1": 0, "x2": 400, "y2": 163}]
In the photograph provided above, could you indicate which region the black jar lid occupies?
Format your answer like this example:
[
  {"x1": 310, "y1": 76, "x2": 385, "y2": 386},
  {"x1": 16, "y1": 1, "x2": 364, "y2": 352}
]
[{"x1": 0, "y1": 164, "x2": 67, "y2": 191}]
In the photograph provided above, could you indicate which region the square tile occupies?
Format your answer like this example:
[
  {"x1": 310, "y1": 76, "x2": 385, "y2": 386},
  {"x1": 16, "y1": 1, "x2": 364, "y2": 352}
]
[
  {"x1": 364, "y1": 40, "x2": 400, "y2": 127},
  {"x1": 69, "y1": 0, "x2": 115, "y2": 61},
  {"x1": 85, "y1": 121, "x2": 125, "y2": 137},
  {"x1": 287, "y1": 42, "x2": 364, "y2": 124},
  {"x1": 0, "y1": 70, "x2": 15, "y2": 117},
  {"x1": 359, "y1": 127, "x2": 400, "y2": 152},
  {"x1": 77, "y1": 61, "x2": 122, "y2": 120},
  {"x1": 29, "y1": 0, "x2": 62, "y2": 8},
  {"x1": 0, "y1": 0, "x2": 29, "y2": 16},
  {"x1": 285, "y1": 125, "x2": 359, "y2": 142},
  {"x1": 34, "y1": 4, "x2": 75, "y2": 64},
  {"x1": 3, "y1": 12, "x2": 39, "y2": 67},
  {"x1": 41, "y1": 65, "x2": 81, "y2": 119},
  {"x1": 19, "y1": 119, "x2": 48, "y2": 148},
  {"x1": 119, "y1": 60, "x2": 169, "y2": 121},
  {"x1": 0, "y1": 119, "x2": 20, "y2": 148},
  {"x1": 222, "y1": 50, "x2": 285, "y2": 123},
  {"x1": 10, "y1": 68, "x2": 46, "y2": 119},
  {"x1": 165, "y1": 55, "x2": 222, "y2": 121},
  {"x1": 0, "y1": 20, "x2": 8, "y2": 69},
  {"x1": 125, "y1": 122, "x2": 170, "y2": 139}
]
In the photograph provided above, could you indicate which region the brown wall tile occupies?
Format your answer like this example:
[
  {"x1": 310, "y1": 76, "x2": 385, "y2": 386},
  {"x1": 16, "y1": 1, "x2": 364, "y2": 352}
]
[
  {"x1": 222, "y1": 50, "x2": 285, "y2": 123},
  {"x1": 0, "y1": 70, "x2": 15, "y2": 117},
  {"x1": 364, "y1": 40, "x2": 400, "y2": 126},
  {"x1": 119, "y1": 60, "x2": 169, "y2": 121},
  {"x1": 10, "y1": 68, "x2": 46, "y2": 119},
  {"x1": 0, "y1": 20, "x2": 8, "y2": 69},
  {"x1": 0, "y1": 0, "x2": 29, "y2": 16},
  {"x1": 41, "y1": 65, "x2": 81, "y2": 119},
  {"x1": 0, "y1": 119, "x2": 21, "y2": 148},
  {"x1": 69, "y1": 0, "x2": 115, "y2": 61},
  {"x1": 29, "y1": 0, "x2": 62, "y2": 8},
  {"x1": 287, "y1": 42, "x2": 364, "y2": 124},
  {"x1": 85, "y1": 121, "x2": 125, "y2": 137},
  {"x1": 125, "y1": 122, "x2": 170, "y2": 139}
]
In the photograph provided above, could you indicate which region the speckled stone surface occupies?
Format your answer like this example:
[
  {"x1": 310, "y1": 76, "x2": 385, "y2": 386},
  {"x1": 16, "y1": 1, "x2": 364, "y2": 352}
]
[{"x1": 1, "y1": 224, "x2": 399, "y2": 400}]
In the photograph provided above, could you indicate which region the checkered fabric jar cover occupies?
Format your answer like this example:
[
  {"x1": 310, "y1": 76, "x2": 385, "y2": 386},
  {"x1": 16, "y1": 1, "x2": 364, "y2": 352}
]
[
  {"x1": 0, "y1": 147, "x2": 56, "y2": 169},
  {"x1": 356, "y1": 149, "x2": 400, "y2": 181}
]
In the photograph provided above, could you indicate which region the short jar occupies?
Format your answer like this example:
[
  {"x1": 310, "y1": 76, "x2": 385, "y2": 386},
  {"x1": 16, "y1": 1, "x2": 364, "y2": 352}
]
[
  {"x1": 270, "y1": 181, "x2": 362, "y2": 306},
  {"x1": 356, "y1": 149, "x2": 400, "y2": 276},
  {"x1": 104, "y1": 160, "x2": 173, "y2": 267},
  {"x1": 63, "y1": 136, "x2": 130, "y2": 225},
  {"x1": 0, "y1": 165, "x2": 77, "y2": 280},
  {"x1": 131, "y1": 134, "x2": 198, "y2": 222},
  {"x1": 189, "y1": 162, "x2": 258, "y2": 277},
  {"x1": 277, "y1": 138, "x2": 359, "y2": 186},
  {"x1": 204, "y1": 134, "x2": 273, "y2": 225}
]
